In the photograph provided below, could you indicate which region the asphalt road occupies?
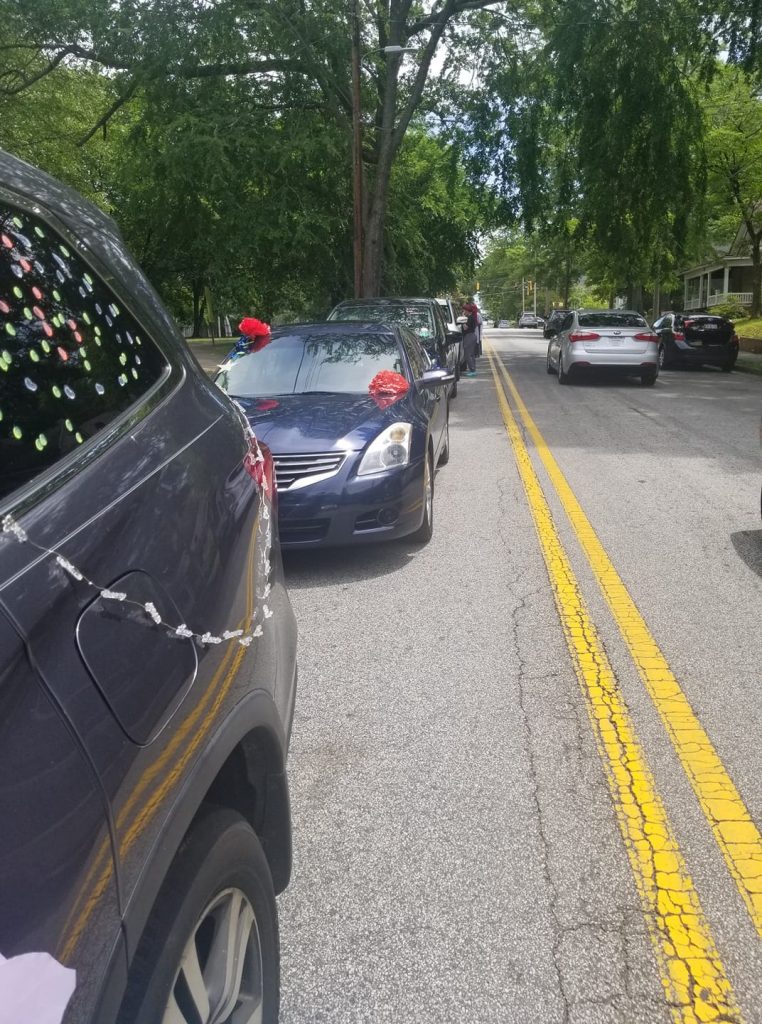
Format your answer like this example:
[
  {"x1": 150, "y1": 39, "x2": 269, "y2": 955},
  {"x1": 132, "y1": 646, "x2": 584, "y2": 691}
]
[{"x1": 277, "y1": 328, "x2": 762, "y2": 1024}]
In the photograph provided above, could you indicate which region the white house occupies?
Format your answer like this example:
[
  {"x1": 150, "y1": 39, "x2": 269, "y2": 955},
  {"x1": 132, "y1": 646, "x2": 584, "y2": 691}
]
[{"x1": 681, "y1": 222, "x2": 755, "y2": 311}]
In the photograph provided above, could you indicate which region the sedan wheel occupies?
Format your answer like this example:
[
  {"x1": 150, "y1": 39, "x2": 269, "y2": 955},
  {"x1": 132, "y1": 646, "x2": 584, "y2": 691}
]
[
  {"x1": 546, "y1": 348, "x2": 555, "y2": 374},
  {"x1": 413, "y1": 453, "x2": 434, "y2": 542},
  {"x1": 557, "y1": 355, "x2": 570, "y2": 385},
  {"x1": 438, "y1": 417, "x2": 450, "y2": 465},
  {"x1": 658, "y1": 344, "x2": 669, "y2": 370}
]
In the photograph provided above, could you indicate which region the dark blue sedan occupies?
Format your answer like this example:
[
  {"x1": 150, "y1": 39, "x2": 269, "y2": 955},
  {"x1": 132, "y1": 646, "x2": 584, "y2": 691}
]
[{"x1": 215, "y1": 322, "x2": 453, "y2": 547}]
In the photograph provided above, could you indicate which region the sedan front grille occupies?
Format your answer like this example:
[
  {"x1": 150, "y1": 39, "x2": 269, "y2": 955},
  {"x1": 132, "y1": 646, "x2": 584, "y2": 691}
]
[{"x1": 272, "y1": 451, "x2": 346, "y2": 490}]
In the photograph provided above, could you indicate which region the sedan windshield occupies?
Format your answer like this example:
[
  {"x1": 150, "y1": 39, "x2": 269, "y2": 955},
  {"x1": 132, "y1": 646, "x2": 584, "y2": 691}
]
[
  {"x1": 215, "y1": 333, "x2": 405, "y2": 397},
  {"x1": 579, "y1": 312, "x2": 647, "y2": 328},
  {"x1": 330, "y1": 303, "x2": 435, "y2": 341}
]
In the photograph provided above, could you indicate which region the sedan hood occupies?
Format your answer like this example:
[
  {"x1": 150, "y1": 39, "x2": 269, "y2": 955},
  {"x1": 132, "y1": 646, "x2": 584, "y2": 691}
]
[{"x1": 233, "y1": 392, "x2": 406, "y2": 453}]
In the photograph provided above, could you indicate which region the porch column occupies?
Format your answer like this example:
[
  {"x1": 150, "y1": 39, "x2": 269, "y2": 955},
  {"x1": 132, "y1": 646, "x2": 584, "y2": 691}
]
[{"x1": 723, "y1": 265, "x2": 730, "y2": 298}]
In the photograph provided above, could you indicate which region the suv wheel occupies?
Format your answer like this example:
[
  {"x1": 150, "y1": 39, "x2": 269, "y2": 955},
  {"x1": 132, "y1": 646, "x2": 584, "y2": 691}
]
[{"x1": 117, "y1": 808, "x2": 279, "y2": 1024}]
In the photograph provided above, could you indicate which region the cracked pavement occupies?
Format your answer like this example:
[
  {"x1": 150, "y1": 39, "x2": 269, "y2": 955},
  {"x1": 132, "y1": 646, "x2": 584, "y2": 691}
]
[{"x1": 277, "y1": 329, "x2": 762, "y2": 1023}]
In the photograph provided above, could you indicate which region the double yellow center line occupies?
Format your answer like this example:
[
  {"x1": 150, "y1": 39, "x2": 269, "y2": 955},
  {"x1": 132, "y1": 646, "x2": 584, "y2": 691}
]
[{"x1": 486, "y1": 344, "x2": 756, "y2": 1023}]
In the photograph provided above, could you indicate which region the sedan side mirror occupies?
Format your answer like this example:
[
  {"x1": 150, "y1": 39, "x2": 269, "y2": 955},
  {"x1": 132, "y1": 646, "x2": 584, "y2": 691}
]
[
  {"x1": 419, "y1": 368, "x2": 455, "y2": 390},
  {"x1": 456, "y1": 316, "x2": 468, "y2": 325}
]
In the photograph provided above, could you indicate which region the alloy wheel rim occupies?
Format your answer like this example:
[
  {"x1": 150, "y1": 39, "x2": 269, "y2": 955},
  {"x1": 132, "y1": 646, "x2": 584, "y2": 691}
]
[
  {"x1": 162, "y1": 887, "x2": 263, "y2": 1024},
  {"x1": 424, "y1": 458, "x2": 433, "y2": 523},
  {"x1": 658, "y1": 345, "x2": 665, "y2": 368}
]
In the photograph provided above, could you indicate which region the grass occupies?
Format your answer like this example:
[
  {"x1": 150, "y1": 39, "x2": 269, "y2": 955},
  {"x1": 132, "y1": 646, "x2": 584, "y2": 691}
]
[{"x1": 732, "y1": 317, "x2": 762, "y2": 339}]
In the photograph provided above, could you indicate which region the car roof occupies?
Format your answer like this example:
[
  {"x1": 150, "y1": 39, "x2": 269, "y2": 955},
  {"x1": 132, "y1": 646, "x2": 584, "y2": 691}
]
[
  {"x1": 271, "y1": 321, "x2": 399, "y2": 337},
  {"x1": 675, "y1": 311, "x2": 726, "y2": 318},
  {"x1": 333, "y1": 297, "x2": 435, "y2": 306},
  {"x1": 577, "y1": 308, "x2": 643, "y2": 315}
]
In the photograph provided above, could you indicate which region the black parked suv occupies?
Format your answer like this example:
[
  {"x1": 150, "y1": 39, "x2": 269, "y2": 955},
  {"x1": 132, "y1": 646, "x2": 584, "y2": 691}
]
[
  {"x1": 544, "y1": 309, "x2": 572, "y2": 338},
  {"x1": 328, "y1": 296, "x2": 462, "y2": 395},
  {"x1": 0, "y1": 150, "x2": 297, "y2": 1023},
  {"x1": 652, "y1": 312, "x2": 740, "y2": 371}
]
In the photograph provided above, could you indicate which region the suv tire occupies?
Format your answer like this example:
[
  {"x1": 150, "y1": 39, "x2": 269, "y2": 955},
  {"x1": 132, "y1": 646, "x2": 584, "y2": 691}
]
[{"x1": 117, "y1": 808, "x2": 279, "y2": 1024}]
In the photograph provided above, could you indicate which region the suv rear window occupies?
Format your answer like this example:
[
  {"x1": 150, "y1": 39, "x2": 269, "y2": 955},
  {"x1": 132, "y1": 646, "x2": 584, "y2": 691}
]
[
  {"x1": 0, "y1": 201, "x2": 168, "y2": 502},
  {"x1": 578, "y1": 312, "x2": 647, "y2": 328}
]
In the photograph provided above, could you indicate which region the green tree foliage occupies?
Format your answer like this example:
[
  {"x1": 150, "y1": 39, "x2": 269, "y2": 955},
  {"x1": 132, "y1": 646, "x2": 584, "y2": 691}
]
[
  {"x1": 0, "y1": 2, "x2": 483, "y2": 327},
  {"x1": 702, "y1": 63, "x2": 762, "y2": 316},
  {"x1": 466, "y1": 0, "x2": 714, "y2": 307},
  {"x1": 0, "y1": 0, "x2": 500, "y2": 297}
]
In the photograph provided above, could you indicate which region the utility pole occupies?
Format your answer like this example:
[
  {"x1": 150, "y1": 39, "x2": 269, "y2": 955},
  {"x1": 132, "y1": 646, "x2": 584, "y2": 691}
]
[
  {"x1": 533, "y1": 270, "x2": 537, "y2": 316},
  {"x1": 522, "y1": 277, "x2": 525, "y2": 313},
  {"x1": 351, "y1": 0, "x2": 363, "y2": 298}
]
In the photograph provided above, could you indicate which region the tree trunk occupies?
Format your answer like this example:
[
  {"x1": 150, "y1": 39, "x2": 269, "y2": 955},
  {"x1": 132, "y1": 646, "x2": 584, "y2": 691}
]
[
  {"x1": 627, "y1": 283, "x2": 643, "y2": 311},
  {"x1": 751, "y1": 237, "x2": 762, "y2": 318},
  {"x1": 562, "y1": 257, "x2": 571, "y2": 307},
  {"x1": 362, "y1": 161, "x2": 394, "y2": 296},
  {"x1": 192, "y1": 278, "x2": 205, "y2": 337},
  {"x1": 360, "y1": 45, "x2": 400, "y2": 296}
]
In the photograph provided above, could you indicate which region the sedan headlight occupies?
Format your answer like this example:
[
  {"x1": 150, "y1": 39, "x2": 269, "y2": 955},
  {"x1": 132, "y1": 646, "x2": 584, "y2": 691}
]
[{"x1": 357, "y1": 422, "x2": 412, "y2": 476}]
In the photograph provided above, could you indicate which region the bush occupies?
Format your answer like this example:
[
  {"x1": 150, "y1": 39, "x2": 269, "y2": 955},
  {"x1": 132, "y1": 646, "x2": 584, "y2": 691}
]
[{"x1": 707, "y1": 299, "x2": 748, "y2": 321}]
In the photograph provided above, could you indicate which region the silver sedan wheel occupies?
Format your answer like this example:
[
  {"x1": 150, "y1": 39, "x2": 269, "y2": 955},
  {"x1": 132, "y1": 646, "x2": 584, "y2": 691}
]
[{"x1": 163, "y1": 888, "x2": 263, "y2": 1024}]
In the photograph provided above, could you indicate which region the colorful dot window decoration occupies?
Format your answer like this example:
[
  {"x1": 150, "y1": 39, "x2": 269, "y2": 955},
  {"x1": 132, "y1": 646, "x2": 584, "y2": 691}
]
[{"x1": 0, "y1": 202, "x2": 167, "y2": 502}]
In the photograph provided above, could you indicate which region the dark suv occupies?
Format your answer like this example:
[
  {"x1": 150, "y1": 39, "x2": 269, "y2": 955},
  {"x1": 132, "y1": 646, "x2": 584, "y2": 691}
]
[
  {"x1": 0, "y1": 150, "x2": 297, "y2": 1023},
  {"x1": 327, "y1": 296, "x2": 462, "y2": 395},
  {"x1": 652, "y1": 312, "x2": 739, "y2": 371},
  {"x1": 544, "y1": 309, "x2": 572, "y2": 338}
]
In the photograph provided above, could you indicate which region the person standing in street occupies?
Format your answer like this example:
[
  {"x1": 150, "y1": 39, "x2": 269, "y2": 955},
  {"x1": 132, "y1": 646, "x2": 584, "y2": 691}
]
[
  {"x1": 462, "y1": 302, "x2": 479, "y2": 376},
  {"x1": 476, "y1": 308, "x2": 483, "y2": 356}
]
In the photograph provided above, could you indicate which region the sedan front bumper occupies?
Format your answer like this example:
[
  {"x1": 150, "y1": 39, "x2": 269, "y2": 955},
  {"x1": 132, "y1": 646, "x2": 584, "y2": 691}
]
[{"x1": 276, "y1": 455, "x2": 426, "y2": 547}]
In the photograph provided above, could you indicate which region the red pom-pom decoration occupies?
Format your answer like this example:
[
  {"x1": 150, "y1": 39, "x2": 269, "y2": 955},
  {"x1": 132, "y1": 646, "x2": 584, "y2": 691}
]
[
  {"x1": 368, "y1": 370, "x2": 409, "y2": 397},
  {"x1": 239, "y1": 317, "x2": 271, "y2": 338},
  {"x1": 368, "y1": 370, "x2": 409, "y2": 408}
]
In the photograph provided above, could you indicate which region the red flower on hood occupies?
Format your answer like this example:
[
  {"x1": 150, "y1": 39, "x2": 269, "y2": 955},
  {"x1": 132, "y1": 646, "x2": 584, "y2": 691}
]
[
  {"x1": 368, "y1": 370, "x2": 410, "y2": 409},
  {"x1": 255, "y1": 399, "x2": 280, "y2": 411},
  {"x1": 239, "y1": 317, "x2": 271, "y2": 338}
]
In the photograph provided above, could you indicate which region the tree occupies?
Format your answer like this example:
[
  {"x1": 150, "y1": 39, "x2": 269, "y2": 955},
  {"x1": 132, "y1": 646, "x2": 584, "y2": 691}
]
[
  {"x1": 0, "y1": 0, "x2": 502, "y2": 296},
  {"x1": 702, "y1": 64, "x2": 762, "y2": 316},
  {"x1": 466, "y1": 0, "x2": 712, "y2": 308}
]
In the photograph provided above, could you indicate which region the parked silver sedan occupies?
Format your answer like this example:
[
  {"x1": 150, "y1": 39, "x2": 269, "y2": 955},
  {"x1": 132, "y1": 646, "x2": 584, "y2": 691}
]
[{"x1": 546, "y1": 309, "x2": 659, "y2": 386}]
